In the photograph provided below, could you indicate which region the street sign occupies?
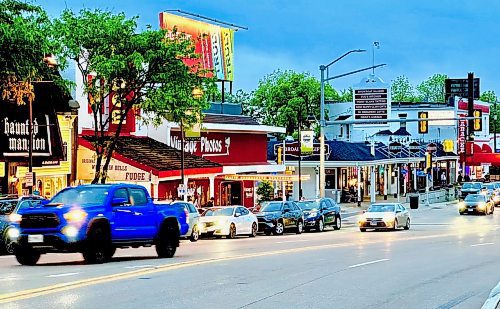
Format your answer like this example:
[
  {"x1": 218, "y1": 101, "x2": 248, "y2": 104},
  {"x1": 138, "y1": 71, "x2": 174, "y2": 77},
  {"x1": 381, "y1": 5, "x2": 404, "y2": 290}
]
[
  {"x1": 416, "y1": 170, "x2": 426, "y2": 177},
  {"x1": 400, "y1": 169, "x2": 408, "y2": 176},
  {"x1": 25, "y1": 172, "x2": 35, "y2": 187},
  {"x1": 388, "y1": 142, "x2": 402, "y2": 154},
  {"x1": 445, "y1": 78, "x2": 480, "y2": 102},
  {"x1": 409, "y1": 141, "x2": 420, "y2": 153},
  {"x1": 353, "y1": 88, "x2": 389, "y2": 121}
]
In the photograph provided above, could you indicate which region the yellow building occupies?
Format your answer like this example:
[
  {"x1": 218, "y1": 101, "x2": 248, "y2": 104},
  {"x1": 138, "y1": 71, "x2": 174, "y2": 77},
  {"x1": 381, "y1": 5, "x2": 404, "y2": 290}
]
[{"x1": 15, "y1": 115, "x2": 77, "y2": 199}]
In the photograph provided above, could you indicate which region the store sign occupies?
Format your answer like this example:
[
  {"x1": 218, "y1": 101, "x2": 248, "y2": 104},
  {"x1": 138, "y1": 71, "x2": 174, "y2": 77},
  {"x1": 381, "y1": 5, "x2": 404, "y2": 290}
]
[
  {"x1": 77, "y1": 146, "x2": 150, "y2": 182},
  {"x1": 170, "y1": 134, "x2": 231, "y2": 157},
  {"x1": 353, "y1": 88, "x2": 389, "y2": 121},
  {"x1": 300, "y1": 131, "x2": 314, "y2": 154},
  {"x1": 388, "y1": 142, "x2": 402, "y2": 154},
  {"x1": 224, "y1": 174, "x2": 310, "y2": 182},
  {"x1": 276, "y1": 142, "x2": 330, "y2": 158},
  {"x1": 443, "y1": 139, "x2": 454, "y2": 153},
  {"x1": 159, "y1": 12, "x2": 235, "y2": 81},
  {"x1": 1, "y1": 113, "x2": 51, "y2": 158},
  {"x1": 458, "y1": 114, "x2": 467, "y2": 155},
  {"x1": 409, "y1": 141, "x2": 420, "y2": 153},
  {"x1": 427, "y1": 143, "x2": 437, "y2": 153}
]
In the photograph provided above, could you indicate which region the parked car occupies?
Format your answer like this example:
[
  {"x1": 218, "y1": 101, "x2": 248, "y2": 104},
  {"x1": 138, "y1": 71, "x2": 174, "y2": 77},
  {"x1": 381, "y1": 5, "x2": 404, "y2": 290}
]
[
  {"x1": 11, "y1": 184, "x2": 189, "y2": 265},
  {"x1": 358, "y1": 203, "x2": 410, "y2": 232},
  {"x1": 0, "y1": 195, "x2": 45, "y2": 254},
  {"x1": 256, "y1": 201, "x2": 304, "y2": 235},
  {"x1": 458, "y1": 194, "x2": 495, "y2": 215},
  {"x1": 296, "y1": 198, "x2": 341, "y2": 232},
  {"x1": 459, "y1": 182, "x2": 484, "y2": 200},
  {"x1": 157, "y1": 201, "x2": 200, "y2": 242},
  {"x1": 199, "y1": 206, "x2": 258, "y2": 239}
]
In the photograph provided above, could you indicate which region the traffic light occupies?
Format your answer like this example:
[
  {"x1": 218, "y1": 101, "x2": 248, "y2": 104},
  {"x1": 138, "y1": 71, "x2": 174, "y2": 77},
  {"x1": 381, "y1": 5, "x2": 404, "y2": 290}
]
[
  {"x1": 473, "y1": 109, "x2": 482, "y2": 131},
  {"x1": 425, "y1": 152, "x2": 431, "y2": 170},
  {"x1": 418, "y1": 111, "x2": 428, "y2": 134},
  {"x1": 276, "y1": 146, "x2": 282, "y2": 164}
]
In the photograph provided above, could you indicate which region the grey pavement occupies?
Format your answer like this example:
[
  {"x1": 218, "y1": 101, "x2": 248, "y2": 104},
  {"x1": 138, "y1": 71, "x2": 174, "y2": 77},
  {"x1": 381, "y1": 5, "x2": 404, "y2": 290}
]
[{"x1": 0, "y1": 204, "x2": 498, "y2": 309}]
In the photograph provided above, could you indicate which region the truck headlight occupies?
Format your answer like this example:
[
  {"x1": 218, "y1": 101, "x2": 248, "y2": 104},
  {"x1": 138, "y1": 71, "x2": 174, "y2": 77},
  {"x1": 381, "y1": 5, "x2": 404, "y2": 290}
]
[
  {"x1": 64, "y1": 209, "x2": 87, "y2": 223},
  {"x1": 62, "y1": 226, "x2": 79, "y2": 238},
  {"x1": 7, "y1": 228, "x2": 20, "y2": 240}
]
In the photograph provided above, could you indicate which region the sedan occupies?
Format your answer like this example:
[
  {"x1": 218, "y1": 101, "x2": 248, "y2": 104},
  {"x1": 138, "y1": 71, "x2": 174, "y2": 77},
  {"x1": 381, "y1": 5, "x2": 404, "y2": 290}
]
[
  {"x1": 256, "y1": 201, "x2": 304, "y2": 235},
  {"x1": 297, "y1": 198, "x2": 341, "y2": 232},
  {"x1": 0, "y1": 195, "x2": 45, "y2": 254},
  {"x1": 157, "y1": 201, "x2": 201, "y2": 242},
  {"x1": 199, "y1": 206, "x2": 258, "y2": 239},
  {"x1": 358, "y1": 203, "x2": 410, "y2": 232},
  {"x1": 458, "y1": 194, "x2": 495, "y2": 215}
]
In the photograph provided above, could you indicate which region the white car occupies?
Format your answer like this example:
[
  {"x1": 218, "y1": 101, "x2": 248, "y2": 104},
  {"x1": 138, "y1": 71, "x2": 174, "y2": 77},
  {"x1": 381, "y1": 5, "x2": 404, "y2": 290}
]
[
  {"x1": 358, "y1": 203, "x2": 411, "y2": 232},
  {"x1": 199, "y1": 206, "x2": 258, "y2": 239}
]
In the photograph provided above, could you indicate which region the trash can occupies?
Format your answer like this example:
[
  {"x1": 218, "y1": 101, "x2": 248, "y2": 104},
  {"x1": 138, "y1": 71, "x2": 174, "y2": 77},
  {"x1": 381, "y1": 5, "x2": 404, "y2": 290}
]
[{"x1": 409, "y1": 194, "x2": 419, "y2": 209}]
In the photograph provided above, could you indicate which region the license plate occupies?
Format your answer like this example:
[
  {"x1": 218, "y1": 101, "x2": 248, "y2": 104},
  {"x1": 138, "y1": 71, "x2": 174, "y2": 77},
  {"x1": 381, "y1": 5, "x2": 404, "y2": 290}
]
[
  {"x1": 370, "y1": 222, "x2": 378, "y2": 226},
  {"x1": 468, "y1": 209, "x2": 473, "y2": 212},
  {"x1": 28, "y1": 234, "x2": 43, "y2": 243}
]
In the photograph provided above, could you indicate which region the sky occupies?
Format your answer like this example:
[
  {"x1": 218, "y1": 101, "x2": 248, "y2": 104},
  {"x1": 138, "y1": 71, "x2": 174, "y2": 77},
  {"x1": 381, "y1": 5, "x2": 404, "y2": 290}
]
[{"x1": 36, "y1": 0, "x2": 500, "y2": 96}]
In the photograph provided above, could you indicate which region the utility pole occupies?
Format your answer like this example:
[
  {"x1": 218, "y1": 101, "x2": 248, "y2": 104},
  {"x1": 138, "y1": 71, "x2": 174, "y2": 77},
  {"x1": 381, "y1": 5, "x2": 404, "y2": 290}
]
[
  {"x1": 467, "y1": 72, "x2": 474, "y2": 179},
  {"x1": 298, "y1": 107, "x2": 303, "y2": 200},
  {"x1": 28, "y1": 100, "x2": 33, "y2": 194}
]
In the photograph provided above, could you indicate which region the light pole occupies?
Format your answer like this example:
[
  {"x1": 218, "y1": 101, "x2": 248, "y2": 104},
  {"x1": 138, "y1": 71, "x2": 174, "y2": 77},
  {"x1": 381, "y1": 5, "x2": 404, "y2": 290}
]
[{"x1": 319, "y1": 49, "x2": 388, "y2": 197}]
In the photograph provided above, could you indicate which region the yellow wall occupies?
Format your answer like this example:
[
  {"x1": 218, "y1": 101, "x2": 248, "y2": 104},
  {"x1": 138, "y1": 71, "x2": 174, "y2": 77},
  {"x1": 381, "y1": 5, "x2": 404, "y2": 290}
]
[{"x1": 0, "y1": 162, "x2": 4, "y2": 177}]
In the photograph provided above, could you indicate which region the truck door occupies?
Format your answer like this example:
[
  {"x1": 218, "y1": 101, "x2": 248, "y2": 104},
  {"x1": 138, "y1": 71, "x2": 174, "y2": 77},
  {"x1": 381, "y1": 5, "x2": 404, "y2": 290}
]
[
  {"x1": 111, "y1": 188, "x2": 140, "y2": 240},
  {"x1": 128, "y1": 188, "x2": 156, "y2": 239}
]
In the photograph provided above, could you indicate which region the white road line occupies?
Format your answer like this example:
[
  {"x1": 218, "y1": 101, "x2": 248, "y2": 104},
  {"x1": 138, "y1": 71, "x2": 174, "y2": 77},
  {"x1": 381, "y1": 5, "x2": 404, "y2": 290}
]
[
  {"x1": 348, "y1": 258, "x2": 389, "y2": 268},
  {"x1": 470, "y1": 242, "x2": 495, "y2": 247},
  {"x1": 275, "y1": 240, "x2": 310, "y2": 244},
  {"x1": 47, "y1": 272, "x2": 80, "y2": 278},
  {"x1": 124, "y1": 265, "x2": 154, "y2": 269}
]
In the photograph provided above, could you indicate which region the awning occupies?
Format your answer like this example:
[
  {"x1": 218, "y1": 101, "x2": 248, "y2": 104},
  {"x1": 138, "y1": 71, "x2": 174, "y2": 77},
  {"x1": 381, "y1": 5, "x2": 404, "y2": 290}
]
[{"x1": 465, "y1": 153, "x2": 500, "y2": 166}]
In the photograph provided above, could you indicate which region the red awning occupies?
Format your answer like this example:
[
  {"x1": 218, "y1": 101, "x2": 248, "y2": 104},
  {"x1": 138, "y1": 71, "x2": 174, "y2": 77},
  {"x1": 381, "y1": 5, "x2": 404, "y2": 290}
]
[{"x1": 465, "y1": 153, "x2": 500, "y2": 166}]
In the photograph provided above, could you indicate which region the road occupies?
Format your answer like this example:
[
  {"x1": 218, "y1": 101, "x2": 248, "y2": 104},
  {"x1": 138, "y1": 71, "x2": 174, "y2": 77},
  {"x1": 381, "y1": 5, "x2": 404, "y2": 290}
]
[{"x1": 0, "y1": 205, "x2": 498, "y2": 309}]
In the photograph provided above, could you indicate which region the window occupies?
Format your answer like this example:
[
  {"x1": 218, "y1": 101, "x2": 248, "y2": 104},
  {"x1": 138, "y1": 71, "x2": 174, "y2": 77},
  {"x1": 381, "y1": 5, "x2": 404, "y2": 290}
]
[
  {"x1": 320, "y1": 201, "x2": 328, "y2": 210},
  {"x1": 325, "y1": 199, "x2": 335, "y2": 208},
  {"x1": 188, "y1": 204, "x2": 197, "y2": 213},
  {"x1": 114, "y1": 189, "x2": 129, "y2": 201},
  {"x1": 240, "y1": 207, "x2": 250, "y2": 215},
  {"x1": 129, "y1": 188, "x2": 148, "y2": 206},
  {"x1": 284, "y1": 203, "x2": 292, "y2": 211}
]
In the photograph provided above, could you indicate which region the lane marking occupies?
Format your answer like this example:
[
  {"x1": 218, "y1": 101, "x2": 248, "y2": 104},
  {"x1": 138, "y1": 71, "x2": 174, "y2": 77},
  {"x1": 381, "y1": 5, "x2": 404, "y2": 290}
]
[
  {"x1": 0, "y1": 230, "x2": 491, "y2": 304},
  {"x1": 470, "y1": 242, "x2": 494, "y2": 247},
  {"x1": 348, "y1": 259, "x2": 389, "y2": 268},
  {"x1": 275, "y1": 240, "x2": 309, "y2": 244},
  {"x1": 124, "y1": 265, "x2": 154, "y2": 269},
  {"x1": 47, "y1": 273, "x2": 80, "y2": 278}
]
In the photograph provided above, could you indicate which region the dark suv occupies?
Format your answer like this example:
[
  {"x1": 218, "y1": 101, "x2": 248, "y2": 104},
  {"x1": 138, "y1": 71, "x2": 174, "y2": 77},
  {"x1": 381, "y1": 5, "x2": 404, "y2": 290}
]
[
  {"x1": 297, "y1": 198, "x2": 341, "y2": 232},
  {"x1": 256, "y1": 201, "x2": 304, "y2": 235},
  {"x1": 460, "y1": 182, "x2": 484, "y2": 200},
  {"x1": 0, "y1": 195, "x2": 45, "y2": 254}
]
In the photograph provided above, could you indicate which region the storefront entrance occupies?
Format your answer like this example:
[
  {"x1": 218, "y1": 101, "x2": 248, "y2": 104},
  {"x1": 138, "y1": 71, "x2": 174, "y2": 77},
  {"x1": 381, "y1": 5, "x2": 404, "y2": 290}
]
[{"x1": 220, "y1": 181, "x2": 242, "y2": 206}]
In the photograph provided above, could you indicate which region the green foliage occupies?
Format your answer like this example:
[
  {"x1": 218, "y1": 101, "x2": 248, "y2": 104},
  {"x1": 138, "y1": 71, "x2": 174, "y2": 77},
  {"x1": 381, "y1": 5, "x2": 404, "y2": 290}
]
[
  {"x1": 339, "y1": 87, "x2": 353, "y2": 102},
  {"x1": 256, "y1": 181, "x2": 274, "y2": 202},
  {"x1": 52, "y1": 8, "x2": 215, "y2": 183},
  {"x1": 245, "y1": 70, "x2": 339, "y2": 135},
  {"x1": 391, "y1": 75, "x2": 418, "y2": 102},
  {"x1": 482, "y1": 91, "x2": 499, "y2": 132},
  {"x1": 0, "y1": 0, "x2": 67, "y2": 104},
  {"x1": 416, "y1": 73, "x2": 448, "y2": 103},
  {"x1": 480, "y1": 90, "x2": 497, "y2": 103}
]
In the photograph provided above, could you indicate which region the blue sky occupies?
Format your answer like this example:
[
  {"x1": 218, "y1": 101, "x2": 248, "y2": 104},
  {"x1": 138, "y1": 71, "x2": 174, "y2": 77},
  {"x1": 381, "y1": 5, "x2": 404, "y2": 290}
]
[{"x1": 38, "y1": 0, "x2": 500, "y2": 96}]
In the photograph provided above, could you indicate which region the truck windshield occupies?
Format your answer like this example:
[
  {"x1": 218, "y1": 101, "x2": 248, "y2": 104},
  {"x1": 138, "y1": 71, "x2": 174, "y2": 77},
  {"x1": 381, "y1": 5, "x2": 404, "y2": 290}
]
[{"x1": 50, "y1": 187, "x2": 109, "y2": 206}]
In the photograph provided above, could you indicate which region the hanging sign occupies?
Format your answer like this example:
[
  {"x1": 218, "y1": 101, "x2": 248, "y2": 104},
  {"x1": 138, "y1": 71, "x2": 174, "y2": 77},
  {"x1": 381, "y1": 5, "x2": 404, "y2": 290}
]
[{"x1": 300, "y1": 131, "x2": 314, "y2": 154}]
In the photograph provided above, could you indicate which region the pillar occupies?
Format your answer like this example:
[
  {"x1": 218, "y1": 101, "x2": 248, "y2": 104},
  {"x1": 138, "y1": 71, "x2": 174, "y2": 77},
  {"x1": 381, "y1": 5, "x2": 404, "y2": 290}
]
[
  {"x1": 383, "y1": 164, "x2": 388, "y2": 200},
  {"x1": 370, "y1": 166, "x2": 376, "y2": 203},
  {"x1": 209, "y1": 175, "x2": 215, "y2": 199},
  {"x1": 357, "y1": 165, "x2": 361, "y2": 206},
  {"x1": 183, "y1": 176, "x2": 189, "y2": 202}
]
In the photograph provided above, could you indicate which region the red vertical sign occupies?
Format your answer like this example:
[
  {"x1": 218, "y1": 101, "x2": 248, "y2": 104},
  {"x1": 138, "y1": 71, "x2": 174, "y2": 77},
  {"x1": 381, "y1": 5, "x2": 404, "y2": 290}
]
[{"x1": 458, "y1": 114, "x2": 467, "y2": 162}]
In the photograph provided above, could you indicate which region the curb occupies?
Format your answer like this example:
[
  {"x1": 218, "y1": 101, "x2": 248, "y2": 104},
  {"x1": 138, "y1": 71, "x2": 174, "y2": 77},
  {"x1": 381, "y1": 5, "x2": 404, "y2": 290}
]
[{"x1": 481, "y1": 281, "x2": 500, "y2": 309}]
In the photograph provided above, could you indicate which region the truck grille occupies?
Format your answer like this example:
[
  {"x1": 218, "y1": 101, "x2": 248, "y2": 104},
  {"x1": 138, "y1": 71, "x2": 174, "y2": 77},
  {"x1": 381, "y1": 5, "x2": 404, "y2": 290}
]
[{"x1": 21, "y1": 213, "x2": 60, "y2": 228}]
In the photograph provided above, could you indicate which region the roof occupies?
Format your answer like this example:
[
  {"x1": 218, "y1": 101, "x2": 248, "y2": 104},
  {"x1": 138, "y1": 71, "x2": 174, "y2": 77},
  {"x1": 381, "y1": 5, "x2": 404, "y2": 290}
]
[
  {"x1": 203, "y1": 114, "x2": 260, "y2": 125},
  {"x1": 392, "y1": 127, "x2": 411, "y2": 136},
  {"x1": 375, "y1": 129, "x2": 393, "y2": 136},
  {"x1": 80, "y1": 135, "x2": 222, "y2": 177},
  {"x1": 335, "y1": 115, "x2": 351, "y2": 121}
]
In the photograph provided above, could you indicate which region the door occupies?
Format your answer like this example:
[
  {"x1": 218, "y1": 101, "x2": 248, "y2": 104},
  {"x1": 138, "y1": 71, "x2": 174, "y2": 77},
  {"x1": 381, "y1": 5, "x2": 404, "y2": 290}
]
[
  {"x1": 111, "y1": 188, "x2": 138, "y2": 240},
  {"x1": 233, "y1": 207, "x2": 245, "y2": 235},
  {"x1": 396, "y1": 204, "x2": 406, "y2": 227},
  {"x1": 240, "y1": 207, "x2": 252, "y2": 234},
  {"x1": 128, "y1": 187, "x2": 156, "y2": 239},
  {"x1": 322, "y1": 200, "x2": 335, "y2": 225},
  {"x1": 283, "y1": 202, "x2": 296, "y2": 228}
]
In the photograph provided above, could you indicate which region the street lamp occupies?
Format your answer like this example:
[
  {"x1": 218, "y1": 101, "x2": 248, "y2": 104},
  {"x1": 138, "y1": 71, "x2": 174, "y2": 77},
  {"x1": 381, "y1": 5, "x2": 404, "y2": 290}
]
[{"x1": 318, "y1": 49, "x2": 366, "y2": 198}]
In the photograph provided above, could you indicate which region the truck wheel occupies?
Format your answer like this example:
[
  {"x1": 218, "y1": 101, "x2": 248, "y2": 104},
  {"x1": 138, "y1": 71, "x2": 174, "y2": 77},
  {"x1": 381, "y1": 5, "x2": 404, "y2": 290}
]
[
  {"x1": 156, "y1": 220, "x2": 179, "y2": 258},
  {"x1": 82, "y1": 225, "x2": 112, "y2": 264},
  {"x1": 15, "y1": 247, "x2": 41, "y2": 265}
]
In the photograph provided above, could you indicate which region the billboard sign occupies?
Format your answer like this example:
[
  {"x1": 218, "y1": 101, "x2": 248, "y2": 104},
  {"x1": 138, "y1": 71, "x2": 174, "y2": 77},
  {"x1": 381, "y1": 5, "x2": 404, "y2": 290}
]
[
  {"x1": 353, "y1": 75, "x2": 391, "y2": 126},
  {"x1": 445, "y1": 78, "x2": 480, "y2": 102},
  {"x1": 159, "y1": 12, "x2": 234, "y2": 81}
]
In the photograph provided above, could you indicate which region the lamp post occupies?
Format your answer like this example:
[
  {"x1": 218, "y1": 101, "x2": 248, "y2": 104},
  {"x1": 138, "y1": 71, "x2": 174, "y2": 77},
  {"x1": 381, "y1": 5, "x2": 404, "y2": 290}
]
[{"x1": 318, "y1": 49, "x2": 367, "y2": 197}]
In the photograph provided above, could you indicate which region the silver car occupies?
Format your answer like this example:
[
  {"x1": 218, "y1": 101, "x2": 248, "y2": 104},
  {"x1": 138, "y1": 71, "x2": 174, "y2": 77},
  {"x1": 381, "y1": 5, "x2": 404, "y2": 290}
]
[
  {"x1": 358, "y1": 203, "x2": 411, "y2": 232},
  {"x1": 157, "y1": 201, "x2": 201, "y2": 242}
]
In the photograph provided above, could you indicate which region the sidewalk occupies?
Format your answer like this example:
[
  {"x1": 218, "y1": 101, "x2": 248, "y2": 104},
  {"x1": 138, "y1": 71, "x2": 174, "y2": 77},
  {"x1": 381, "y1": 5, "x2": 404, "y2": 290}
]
[{"x1": 339, "y1": 195, "x2": 458, "y2": 213}]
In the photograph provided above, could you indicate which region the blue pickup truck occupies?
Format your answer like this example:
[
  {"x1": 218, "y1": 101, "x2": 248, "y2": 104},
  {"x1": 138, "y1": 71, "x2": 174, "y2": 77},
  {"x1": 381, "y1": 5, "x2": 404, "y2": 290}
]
[{"x1": 10, "y1": 184, "x2": 189, "y2": 265}]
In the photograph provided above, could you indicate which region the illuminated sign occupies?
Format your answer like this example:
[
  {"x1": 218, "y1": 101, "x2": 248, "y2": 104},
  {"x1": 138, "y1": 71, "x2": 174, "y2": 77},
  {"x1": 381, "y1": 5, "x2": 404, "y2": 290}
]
[
  {"x1": 427, "y1": 110, "x2": 454, "y2": 126},
  {"x1": 224, "y1": 174, "x2": 310, "y2": 182},
  {"x1": 159, "y1": 12, "x2": 235, "y2": 81}
]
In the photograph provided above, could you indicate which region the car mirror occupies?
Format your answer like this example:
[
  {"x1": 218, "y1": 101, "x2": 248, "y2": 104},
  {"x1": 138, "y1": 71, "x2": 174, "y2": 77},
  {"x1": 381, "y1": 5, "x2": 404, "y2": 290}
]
[
  {"x1": 112, "y1": 197, "x2": 128, "y2": 206},
  {"x1": 284, "y1": 208, "x2": 290, "y2": 213},
  {"x1": 362, "y1": 210, "x2": 366, "y2": 213},
  {"x1": 396, "y1": 210, "x2": 402, "y2": 213},
  {"x1": 235, "y1": 212, "x2": 241, "y2": 217}
]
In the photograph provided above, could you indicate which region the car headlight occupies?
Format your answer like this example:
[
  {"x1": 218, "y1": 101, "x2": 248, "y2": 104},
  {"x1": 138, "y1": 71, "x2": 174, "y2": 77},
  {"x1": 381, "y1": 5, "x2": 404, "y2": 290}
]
[
  {"x1": 64, "y1": 209, "x2": 87, "y2": 223},
  {"x1": 458, "y1": 202, "x2": 466, "y2": 209},
  {"x1": 308, "y1": 211, "x2": 318, "y2": 218},
  {"x1": 265, "y1": 214, "x2": 275, "y2": 220},
  {"x1": 9, "y1": 213, "x2": 22, "y2": 223},
  {"x1": 478, "y1": 203, "x2": 486, "y2": 210}
]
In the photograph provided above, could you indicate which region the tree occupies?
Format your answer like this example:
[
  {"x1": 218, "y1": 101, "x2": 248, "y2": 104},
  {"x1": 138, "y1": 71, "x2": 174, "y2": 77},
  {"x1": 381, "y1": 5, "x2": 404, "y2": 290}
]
[
  {"x1": 0, "y1": 0, "x2": 66, "y2": 106},
  {"x1": 481, "y1": 90, "x2": 497, "y2": 104},
  {"x1": 391, "y1": 75, "x2": 417, "y2": 102},
  {"x1": 416, "y1": 73, "x2": 448, "y2": 103},
  {"x1": 481, "y1": 91, "x2": 498, "y2": 132},
  {"x1": 53, "y1": 9, "x2": 214, "y2": 183},
  {"x1": 246, "y1": 70, "x2": 339, "y2": 135},
  {"x1": 256, "y1": 180, "x2": 274, "y2": 202},
  {"x1": 339, "y1": 87, "x2": 353, "y2": 102}
]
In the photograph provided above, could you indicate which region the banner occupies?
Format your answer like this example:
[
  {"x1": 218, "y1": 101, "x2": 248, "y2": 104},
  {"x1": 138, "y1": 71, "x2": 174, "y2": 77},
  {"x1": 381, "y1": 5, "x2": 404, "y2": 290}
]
[
  {"x1": 159, "y1": 12, "x2": 235, "y2": 81},
  {"x1": 300, "y1": 131, "x2": 314, "y2": 154}
]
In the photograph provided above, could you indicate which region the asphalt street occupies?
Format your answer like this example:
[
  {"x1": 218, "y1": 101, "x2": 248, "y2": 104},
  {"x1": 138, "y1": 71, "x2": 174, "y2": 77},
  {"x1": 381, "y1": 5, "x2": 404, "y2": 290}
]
[{"x1": 0, "y1": 205, "x2": 498, "y2": 309}]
